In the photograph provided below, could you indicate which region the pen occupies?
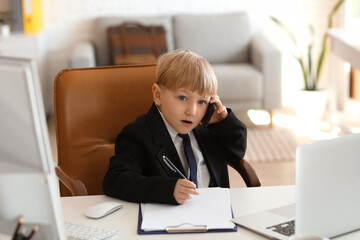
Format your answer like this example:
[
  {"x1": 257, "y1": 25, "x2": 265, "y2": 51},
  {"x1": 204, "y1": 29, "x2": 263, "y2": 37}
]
[
  {"x1": 162, "y1": 155, "x2": 188, "y2": 180},
  {"x1": 11, "y1": 216, "x2": 23, "y2": 240},
  {"x1": 27, "y1": 225, "x2": 39, "y2": 240}
]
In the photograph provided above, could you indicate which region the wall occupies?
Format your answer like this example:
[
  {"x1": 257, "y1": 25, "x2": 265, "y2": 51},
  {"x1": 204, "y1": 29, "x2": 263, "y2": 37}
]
[
  {"x1": 0, "y1": 0, "x2": 9, "y2": 11},
  {"x1": 39, "y1": 0, "x2": 345, "y2": 112}
]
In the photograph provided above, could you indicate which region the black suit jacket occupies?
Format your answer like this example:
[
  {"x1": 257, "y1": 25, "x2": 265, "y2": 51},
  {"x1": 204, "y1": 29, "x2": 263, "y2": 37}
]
[{"x1": 102, "y1": 103, "x2": 247, "y2": 204}]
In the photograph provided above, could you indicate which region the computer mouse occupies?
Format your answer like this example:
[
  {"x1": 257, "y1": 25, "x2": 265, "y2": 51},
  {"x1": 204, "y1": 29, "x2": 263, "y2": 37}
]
[{"x1": 84, "y1": 201, "x2": 123, "y2": 219}]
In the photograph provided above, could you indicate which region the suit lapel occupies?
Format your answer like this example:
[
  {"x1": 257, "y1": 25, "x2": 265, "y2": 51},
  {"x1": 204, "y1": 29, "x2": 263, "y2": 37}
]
[{"x1": 146, "y1": 104, "x2": 187, "y2": 177}]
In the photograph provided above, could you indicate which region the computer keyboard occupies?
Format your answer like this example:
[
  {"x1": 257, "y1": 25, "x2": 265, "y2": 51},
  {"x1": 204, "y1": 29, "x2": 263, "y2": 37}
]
[
  {"x1": 65, "y1": 222, "x2": 119, "y2": 240},
  {"x1": 266, "y1": 220, "x2": 295, "y2": 237}
]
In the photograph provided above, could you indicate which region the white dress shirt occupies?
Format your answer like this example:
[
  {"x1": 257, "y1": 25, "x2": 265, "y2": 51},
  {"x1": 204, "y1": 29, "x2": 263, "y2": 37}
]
[{"x1": 157, "y1": 108, "x2": 210, "y2": 188}]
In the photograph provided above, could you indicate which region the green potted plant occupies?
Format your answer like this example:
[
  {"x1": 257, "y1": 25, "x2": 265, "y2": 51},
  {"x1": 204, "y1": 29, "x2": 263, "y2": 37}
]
[{"x1": 271, "y1": 0, "x2": 345, "y2": 119}]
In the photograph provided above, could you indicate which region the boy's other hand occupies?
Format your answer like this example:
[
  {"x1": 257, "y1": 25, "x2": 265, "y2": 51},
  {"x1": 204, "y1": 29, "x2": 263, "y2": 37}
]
[
  {"x1": 209, "y1": 95, "x2": 228, "y2": 124},
  {"x1": 173, "y1": 179, "x2": 199, "y2": 204}
]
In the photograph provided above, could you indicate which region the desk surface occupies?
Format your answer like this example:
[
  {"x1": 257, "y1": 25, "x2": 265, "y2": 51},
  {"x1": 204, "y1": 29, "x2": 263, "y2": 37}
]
[
  {"x1": 61, "y1": 185, "x2": 360, "y2": 239},
  {"x1": 61, "y1": 186, "x2": 295, "y2": 239}
]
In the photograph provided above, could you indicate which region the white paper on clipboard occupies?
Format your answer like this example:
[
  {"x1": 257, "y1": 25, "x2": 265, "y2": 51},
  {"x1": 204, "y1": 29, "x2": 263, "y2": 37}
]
[{"x1": 140, "y1": 188, "x2": 235, "y2": 232}]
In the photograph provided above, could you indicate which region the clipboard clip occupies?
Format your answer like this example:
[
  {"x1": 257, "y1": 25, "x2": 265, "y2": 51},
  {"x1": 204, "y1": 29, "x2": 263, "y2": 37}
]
[{"x1": 165, "y1": 223, "x2": 208, "y2": 233}]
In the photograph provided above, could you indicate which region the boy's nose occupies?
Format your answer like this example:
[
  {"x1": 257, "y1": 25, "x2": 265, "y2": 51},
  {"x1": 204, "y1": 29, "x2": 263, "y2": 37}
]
[{"x1": 185, "y1": 103, "x2": 197, "y2": 116}]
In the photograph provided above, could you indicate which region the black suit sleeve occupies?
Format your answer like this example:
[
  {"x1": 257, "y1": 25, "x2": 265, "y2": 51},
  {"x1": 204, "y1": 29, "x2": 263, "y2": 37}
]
[
  {"x1": 207, "y1": 109, "x2": 247, "y2": 163},
  {"x1": 102, "y1": 124, "x2": 179, "y2": 205}
]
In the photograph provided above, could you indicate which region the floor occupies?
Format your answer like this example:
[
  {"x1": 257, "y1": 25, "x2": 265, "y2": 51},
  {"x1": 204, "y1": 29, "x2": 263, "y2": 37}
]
[
  {"x1": 229, "y1": 106, "x2": 359, "y2": 188},
  {"x1": 48, "y1": 107, "x2": 358, "y2": 189},
  {"x1": 228, "y1": 110, "x2": 297, "y2": 188},
  {"x1": 228, "y1": 161, "x2": 295, "y2": 188}
]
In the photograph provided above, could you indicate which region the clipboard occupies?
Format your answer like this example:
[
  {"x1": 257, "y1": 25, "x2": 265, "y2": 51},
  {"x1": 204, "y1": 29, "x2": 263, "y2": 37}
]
[{"x1": 137, "y1": 194, "x2": 237, "y2": 234}]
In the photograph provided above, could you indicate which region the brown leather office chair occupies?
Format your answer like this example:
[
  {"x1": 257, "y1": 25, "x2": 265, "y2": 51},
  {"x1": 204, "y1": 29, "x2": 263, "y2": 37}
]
[{"x1": 54, "y1": 64, "x2": 261, "y2": 197}]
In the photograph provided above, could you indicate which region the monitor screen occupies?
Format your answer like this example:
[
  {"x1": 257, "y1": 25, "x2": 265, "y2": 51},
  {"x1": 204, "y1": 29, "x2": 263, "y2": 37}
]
[{"x1": 0, "y1": 56, "x2": 66, "y2": 239}]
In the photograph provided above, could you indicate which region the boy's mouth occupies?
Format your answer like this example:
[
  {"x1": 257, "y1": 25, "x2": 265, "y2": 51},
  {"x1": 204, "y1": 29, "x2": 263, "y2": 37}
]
[{"x1": 181, "y1": 120, "x2": 193, "y2": 124}]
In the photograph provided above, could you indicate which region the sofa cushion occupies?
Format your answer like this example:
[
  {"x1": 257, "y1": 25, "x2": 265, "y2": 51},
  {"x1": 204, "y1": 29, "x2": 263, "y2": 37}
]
[
  {"x1": 95, "y1": 15, "x2": 173, "y2": 66},
  {"x1": 174, "y1": 12, "x2": 252, "y2": 64},
  {"x1": 212, "y1": 63, "x2": 263, "y2": 101}
]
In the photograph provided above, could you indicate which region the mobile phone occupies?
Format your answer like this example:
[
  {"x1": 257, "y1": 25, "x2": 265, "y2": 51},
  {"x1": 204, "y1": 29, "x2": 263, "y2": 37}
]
[{"x1": 200, "y1": 103, "x2": 216, "y2": 128}]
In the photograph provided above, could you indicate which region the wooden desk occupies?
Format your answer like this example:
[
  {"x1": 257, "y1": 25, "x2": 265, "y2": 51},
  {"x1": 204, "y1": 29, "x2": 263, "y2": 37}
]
[
  {"x1": 328, "y1": 29, "x2": 360, "y2": 70},
  {"x1": 327, "y1": 29, "x2": 360, "y2": 133},
  {"x1": 61, "y1": 186, "x2": 295, "y2": 239}
]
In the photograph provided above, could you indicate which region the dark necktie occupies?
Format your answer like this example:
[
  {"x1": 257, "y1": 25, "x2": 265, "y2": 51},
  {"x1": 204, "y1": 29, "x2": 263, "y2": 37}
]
[{"x1": 178, "y1": 133, "x2": 197, "y2": 186}]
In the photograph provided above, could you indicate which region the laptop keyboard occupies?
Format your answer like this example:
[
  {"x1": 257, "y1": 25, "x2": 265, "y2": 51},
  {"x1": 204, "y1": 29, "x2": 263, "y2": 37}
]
[{"x1": 266, "y1": 220, "x2": 295, "y2": 236}]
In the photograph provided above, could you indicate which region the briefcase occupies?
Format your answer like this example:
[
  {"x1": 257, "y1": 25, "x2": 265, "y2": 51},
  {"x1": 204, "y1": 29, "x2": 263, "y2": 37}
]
[{"x1": 107, "y1": 22, "x2": 168, "y2": 65}]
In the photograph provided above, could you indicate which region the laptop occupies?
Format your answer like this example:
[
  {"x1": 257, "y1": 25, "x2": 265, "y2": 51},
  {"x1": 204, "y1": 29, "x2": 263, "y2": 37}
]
[{"x1": 232, "y1": 133, "x2": 360, "y2": 239}]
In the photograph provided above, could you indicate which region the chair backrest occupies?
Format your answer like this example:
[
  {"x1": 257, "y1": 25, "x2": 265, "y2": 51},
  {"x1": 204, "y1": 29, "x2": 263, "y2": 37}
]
[{"x1": 54, "y1": 64, "x2": 156, "y2": 196}]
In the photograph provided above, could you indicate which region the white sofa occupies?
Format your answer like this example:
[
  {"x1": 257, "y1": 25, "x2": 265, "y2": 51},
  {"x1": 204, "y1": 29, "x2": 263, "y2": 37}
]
[{"x1": 71, "y1": 12, "x2": 282, "y2": 113}]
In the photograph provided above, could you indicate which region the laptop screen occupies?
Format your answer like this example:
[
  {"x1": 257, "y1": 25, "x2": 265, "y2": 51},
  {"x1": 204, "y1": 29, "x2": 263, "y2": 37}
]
[{"x1": 296, "y1": 133, "x2": 360, "y2": 237}]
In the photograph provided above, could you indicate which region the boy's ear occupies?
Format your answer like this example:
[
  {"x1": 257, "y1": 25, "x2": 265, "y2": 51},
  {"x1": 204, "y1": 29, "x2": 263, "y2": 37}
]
[{"x1": 152, "y1": 84, "x2": 162, "y2": 105}]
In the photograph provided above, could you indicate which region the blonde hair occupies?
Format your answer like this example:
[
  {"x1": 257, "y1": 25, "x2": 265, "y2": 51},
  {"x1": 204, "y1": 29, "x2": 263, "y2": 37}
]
[{"x1": 156, "y1": 49, "x2": 217, "y2": 95}]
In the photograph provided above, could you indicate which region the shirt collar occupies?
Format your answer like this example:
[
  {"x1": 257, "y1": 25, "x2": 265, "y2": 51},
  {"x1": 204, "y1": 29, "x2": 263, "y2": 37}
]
[{"x1": 156, "y1": 106, "x2": 178, "y2": 139}]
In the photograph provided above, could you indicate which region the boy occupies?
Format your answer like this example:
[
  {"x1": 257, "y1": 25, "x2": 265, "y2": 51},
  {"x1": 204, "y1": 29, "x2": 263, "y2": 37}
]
[{"x1": 102, "y1": 49, "x2": 247, "y2": 205}]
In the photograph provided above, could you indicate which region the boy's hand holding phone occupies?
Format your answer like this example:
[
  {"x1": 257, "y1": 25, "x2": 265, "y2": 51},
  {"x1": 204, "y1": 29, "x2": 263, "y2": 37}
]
[{"x1": 201, "y1": 95, "x2": 228, "y2": 127}]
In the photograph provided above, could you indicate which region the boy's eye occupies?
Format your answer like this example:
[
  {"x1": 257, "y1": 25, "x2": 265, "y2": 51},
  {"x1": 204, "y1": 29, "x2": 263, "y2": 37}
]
[
  {"x1": 199, "y1": 100, "x2": 207, "y2": 105},
  {"x1": 178, "y1": 96, "x2": 186, "y2": 101}
]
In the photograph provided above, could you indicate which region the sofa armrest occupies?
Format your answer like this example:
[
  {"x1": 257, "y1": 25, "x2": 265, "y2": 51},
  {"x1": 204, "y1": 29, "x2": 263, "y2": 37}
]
[
  {"x1": 70, "y1": 42, "x2": 96, "y2": 68},
  {"x1": 250, "y1": 35, "x2": 282, "y2": 110}
]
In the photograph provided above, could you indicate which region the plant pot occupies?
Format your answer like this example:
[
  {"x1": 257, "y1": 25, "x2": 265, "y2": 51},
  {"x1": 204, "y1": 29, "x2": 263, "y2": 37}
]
[
  {"x1": 0, "y1": 24, "x2": 10, "y2": 37},
  {"x1": 295, "y1": 90, "x2": 327, "y2": 120}
]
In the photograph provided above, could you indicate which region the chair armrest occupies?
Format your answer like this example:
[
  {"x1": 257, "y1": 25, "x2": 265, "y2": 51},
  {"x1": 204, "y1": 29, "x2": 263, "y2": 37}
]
[
  {"x1": 228, "y1": 158, "x2": 261, "y2": 187},
  {"x1": 250, "y1": 35, "x2": 282, "y2": 110},
  {"x1": 70, "y1": 42, "x2": 96, "y2": 68},
  {"x1": 55, "y1": 166, "x2": 88, "y2": 196}
]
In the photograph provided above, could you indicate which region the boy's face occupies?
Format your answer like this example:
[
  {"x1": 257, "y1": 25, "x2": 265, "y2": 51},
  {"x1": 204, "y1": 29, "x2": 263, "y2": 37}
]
[{"x1": 153, "y1": 84, "x2": 211, "y2": 134}]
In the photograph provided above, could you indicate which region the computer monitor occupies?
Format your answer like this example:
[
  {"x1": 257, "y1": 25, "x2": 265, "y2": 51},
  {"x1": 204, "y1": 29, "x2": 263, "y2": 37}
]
[{"x1": 0, "y1": 56, "x2": 66, "y2": 239}]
